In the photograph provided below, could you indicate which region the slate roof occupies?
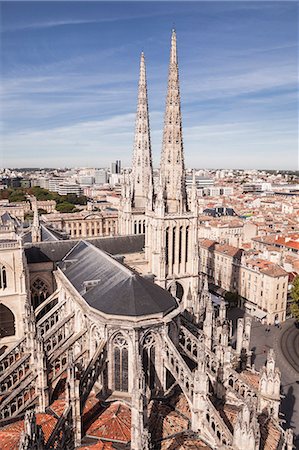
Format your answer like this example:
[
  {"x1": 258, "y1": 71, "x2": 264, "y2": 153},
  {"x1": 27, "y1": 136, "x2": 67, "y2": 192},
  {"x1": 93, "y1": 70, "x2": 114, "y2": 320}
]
[
  {"x1": 24, "y1": 234, "x2": 145, "y2": 263},
  {"x1": 60, "y1": 240, "x2": 177, "y2": 317}
]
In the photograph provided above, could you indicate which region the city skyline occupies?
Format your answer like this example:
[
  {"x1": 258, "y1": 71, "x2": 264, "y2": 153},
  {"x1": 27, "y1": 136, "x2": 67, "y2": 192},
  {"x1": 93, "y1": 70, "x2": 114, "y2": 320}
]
[{"x1": 1, "y1": 1, "x2": 298, "y2": 169}]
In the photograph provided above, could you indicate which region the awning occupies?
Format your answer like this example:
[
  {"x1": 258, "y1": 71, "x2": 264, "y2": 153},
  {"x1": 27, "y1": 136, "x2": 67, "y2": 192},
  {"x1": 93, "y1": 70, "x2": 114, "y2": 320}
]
[{"x1": 245, "y1": 302, "x2": 267, "y2": 320}]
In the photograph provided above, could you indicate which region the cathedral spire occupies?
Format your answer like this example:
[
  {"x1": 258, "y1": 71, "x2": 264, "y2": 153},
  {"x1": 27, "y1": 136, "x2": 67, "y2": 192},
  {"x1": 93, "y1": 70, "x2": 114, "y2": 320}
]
[
  {"x1": 131, "y1": 52, "x2": 153, "y2": 209},
  {"x1": 160, "y1": 29, "x2": 187, "y2": 214}
]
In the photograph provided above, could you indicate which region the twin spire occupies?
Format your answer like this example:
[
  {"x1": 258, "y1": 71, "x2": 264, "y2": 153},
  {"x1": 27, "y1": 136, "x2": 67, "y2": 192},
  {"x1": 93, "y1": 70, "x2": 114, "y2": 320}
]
[
  {"x1": 131, "y1": 52, "x2": 153, "y2": 209},
  {"x1": 131, "y1": 30, "x2": 187, "y2": 214}
]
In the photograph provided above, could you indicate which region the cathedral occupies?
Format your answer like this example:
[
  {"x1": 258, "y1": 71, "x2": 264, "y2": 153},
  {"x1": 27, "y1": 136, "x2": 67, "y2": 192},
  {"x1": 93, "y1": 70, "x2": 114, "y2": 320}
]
[{"x1": 0, "y1": 31, "x2": 295, "y2": 449}]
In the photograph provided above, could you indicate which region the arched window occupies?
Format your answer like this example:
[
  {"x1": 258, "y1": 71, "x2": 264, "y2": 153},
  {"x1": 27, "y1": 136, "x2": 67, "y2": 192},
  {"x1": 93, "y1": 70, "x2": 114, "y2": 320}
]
[
  {"x1": 185, "y1": 226, "x2": 189, "y2": 263},
  {"x1": 143, "y1": 333, "x2": 156, "y2": 390},
  {"x1": 0, "y1": 304, "x2": 15, "y2": 337},
  {"x1": 168, "y1": 282, "x2": 184, "y2": 302},
  {"x1": 0, "y1": 266, "x2": 7, "y2": 290},
  {"x1": 113, "y1": 334, "x2": 129, "y2": 392},
  {"x1": 172, "y1": 227, "x2": 176, "y2": 265},
  {"x1": 143, "y1": 221, "x2": 145, "y2": 234},
  {"x1": 165, "y1": 228, "x2": 169, "y2": 266},
  {"x1": 179, "y1": 226, "x2": 183, "y2": 264},
  {"x1": 138, "y1": 221, "x2": 142, "y2": 234},
  {"x1": 134, "y1": 222, "x2": 137, "y2": 234},
  {"x1": 31, "y1": 278, "x2": 50, "y2": 309}
]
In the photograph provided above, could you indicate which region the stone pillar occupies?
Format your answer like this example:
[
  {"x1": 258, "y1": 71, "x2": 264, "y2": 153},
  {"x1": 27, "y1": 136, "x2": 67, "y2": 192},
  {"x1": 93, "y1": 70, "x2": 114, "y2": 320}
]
[
  {"x1": 35, "y1": 330, "x2": 49, "y2": 413},
  {"x1": 203, "y1": 297, "x2": 214, "y2": 350},
  {"x1": 66, "y1": 352, "x2": 82, "y2": 447},
  {"x1": 236, "y1": 318, "x2": 244, "y2": 354},
  {"x1": 131, "y1": 356, "x2": 149, "y2": 450},
  {"x1": 191, "y1": 359, "x2": 208, "y2": 432}
]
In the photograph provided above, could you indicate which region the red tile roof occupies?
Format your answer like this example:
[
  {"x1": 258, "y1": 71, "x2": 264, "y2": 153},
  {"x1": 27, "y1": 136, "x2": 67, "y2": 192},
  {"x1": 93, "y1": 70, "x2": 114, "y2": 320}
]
[
  {"x1": 86, "y1": 401, "x2": 131, "y2": 443},
  {"x1": 78, "y1": 442, "x2": 113, "y2": 450},
  {"x1": 0, "y1": 413, "x2": 57, "y2": 449}
]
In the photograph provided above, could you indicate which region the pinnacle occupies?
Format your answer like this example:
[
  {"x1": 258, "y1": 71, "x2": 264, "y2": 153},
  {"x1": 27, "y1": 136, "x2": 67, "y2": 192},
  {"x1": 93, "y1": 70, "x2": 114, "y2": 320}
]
[
  {"x1": 139, "y1": 52, "x2": 146, "y2": 87},
  {"x1": 170, "y1": 29, "x2": 177, "y2": 65}
]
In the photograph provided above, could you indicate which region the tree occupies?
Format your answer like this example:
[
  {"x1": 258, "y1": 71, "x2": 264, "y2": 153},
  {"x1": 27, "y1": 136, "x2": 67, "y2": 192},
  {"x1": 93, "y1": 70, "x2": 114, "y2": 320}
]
[
  {"x1": 56, "y1": 202, "x2": 76, "y2": 213},
  {"x1": 290, "y1": 276, "x2": 299, "y2": 321},
  {"x1": 225, "y1": 291, "x2": 239, "y2": 308},
  {"x1": 38, "y1": 208, "x2": 47, "y2": 215}
]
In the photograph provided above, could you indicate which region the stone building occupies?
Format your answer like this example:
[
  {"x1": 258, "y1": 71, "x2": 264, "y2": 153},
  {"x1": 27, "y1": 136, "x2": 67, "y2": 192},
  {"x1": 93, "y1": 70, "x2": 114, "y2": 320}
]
[
  {"x1": 199, "y1": 239, "x2": 289, "y2": 324},
  {"x1": 41, "y1": 210, "x2": 118, "y2": 239},
  {"x1": 0, "y1": 30, "x2": 294, "y2": 450}
]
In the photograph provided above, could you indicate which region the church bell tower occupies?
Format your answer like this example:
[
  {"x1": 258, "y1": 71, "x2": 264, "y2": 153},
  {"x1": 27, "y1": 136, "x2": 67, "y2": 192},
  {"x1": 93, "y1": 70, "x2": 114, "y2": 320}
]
[{"x1": 145, "y1": 30, "x2": 199, "y2": 312}]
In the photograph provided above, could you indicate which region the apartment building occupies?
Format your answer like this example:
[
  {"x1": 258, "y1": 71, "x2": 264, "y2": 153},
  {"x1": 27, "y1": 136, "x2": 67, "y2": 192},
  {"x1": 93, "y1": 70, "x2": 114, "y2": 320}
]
[
  {"x1": 199, "y1": 239, "x2": 288, "y2": 324},
  {"x1": 41, "y1": 210, "x2": 118, "y2": 239},
  {"x1": 239, "y1": 257, "x2": 288, "y2": 324}
]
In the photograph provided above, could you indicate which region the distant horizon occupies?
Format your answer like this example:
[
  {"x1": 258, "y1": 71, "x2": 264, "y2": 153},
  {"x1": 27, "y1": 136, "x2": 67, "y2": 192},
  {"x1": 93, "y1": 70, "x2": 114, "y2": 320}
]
[
  {"x1": 1, "y1": 1, "x2": 298, "y2": 169},
  {"x1": 2, "y1": 166, "x2": 298, "y2": 173}
]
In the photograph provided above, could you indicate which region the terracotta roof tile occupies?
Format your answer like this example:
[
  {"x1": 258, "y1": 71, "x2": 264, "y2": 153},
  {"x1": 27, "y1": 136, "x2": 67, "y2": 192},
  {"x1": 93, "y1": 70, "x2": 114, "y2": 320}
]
[
  {"x1": 240, "y1": 370, "x2": 260, "y2": 390},
  {"x1": 0, "y1": 414, "x2": 57, "y2": 449},
  {"x1": 78, "y1": 442, "x2": 113, "y2": 450},
  {"x1": 161, "y1": 434, "x2": 212, "y2": 449},
  {"x1": 86, "y1": 401, "x2": 131, "y2": 443}
]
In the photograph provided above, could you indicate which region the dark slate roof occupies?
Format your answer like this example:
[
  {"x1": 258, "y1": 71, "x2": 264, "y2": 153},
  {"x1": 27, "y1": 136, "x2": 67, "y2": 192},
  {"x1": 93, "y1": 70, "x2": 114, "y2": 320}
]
[
  {"x1": 25, "y1": 246, "x2": 52, "y2": 264},
  {"x1": 59, "y1": 240, "x2": 177, "y2": 317},
  {"x1": 24, "y1": 235, "x2": 145, "y2": 263}
]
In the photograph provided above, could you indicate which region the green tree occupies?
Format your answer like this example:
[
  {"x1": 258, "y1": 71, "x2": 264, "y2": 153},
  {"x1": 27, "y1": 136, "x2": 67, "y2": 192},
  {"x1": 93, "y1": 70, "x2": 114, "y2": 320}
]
[
  {"x1": 224, "y1": 291, "x2": 239, "y2": 307},
  {"x1": 38, "y1": 208, "x2": 48, "y2": 215},
  {"x1": 9, "y1": 192, "x2": 27, "y2": 202},
  {"x1": 290, "y1": 276, "x2": 299, "y2": 321},
  {"x1": 56, "y1": 202, "x2": 76, "y2": 213}
]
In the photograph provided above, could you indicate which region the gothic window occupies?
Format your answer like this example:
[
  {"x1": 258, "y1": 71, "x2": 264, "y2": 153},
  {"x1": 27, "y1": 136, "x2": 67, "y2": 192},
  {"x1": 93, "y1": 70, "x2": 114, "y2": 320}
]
[
  {"x1": 143, "y1": 333, "x2": 156, "y2": 390},
  {"x1": 165, "y1": 228, "x2": 169, "y2": 266},
  {"x1": 185, "y1": 226, "x2": 189, "y2": 263},
  {"x1": 0, "y1": 266, "x2": 7, "y2": 290},
  {"x1": 134, "y1": 222, "x2": 137, "y2": 234},
  {"x1": 31, "y1": 278, "x2": 50, "y2": 309},
  {"x1": 143, "y1": 221, "x2": 145, "y2": 234},
  {"x1": 113, "y1": 334, "x2": 129, "y2": 392},
  {"x1": 172, "y1": 227, "x2": 176, "y2": 265},
  {"x1": 168, "y1": 282, "x2": 184, "y2": 301},
  {"x1": 0, "y1": 304, "x2": 15, "y2": 338},
  {"x1": 138, "y1": 221, "x2": 142, "y2": 234},
  {"x1": 179, "y1": 226, "x2": 183, "y2": 264}
]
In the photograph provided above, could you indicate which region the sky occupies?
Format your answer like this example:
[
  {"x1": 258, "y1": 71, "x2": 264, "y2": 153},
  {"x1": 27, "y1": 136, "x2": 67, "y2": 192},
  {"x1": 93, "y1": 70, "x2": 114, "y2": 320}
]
[{"x1": 0, "y1": 1, "x2": 298, "y2": 169}]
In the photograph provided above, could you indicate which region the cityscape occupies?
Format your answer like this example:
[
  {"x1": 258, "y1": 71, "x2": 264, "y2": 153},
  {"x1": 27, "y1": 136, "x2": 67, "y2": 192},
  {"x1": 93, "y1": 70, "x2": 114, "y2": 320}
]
[{"x1": 0, "y1": 2, "x2": 298, "y2": 450}]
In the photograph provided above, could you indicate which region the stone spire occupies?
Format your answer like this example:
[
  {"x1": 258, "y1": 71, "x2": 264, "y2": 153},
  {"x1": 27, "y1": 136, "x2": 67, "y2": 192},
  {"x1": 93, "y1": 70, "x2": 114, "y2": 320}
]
[
  {"x1": 160, "y1": 29, "x2": 187, "y2": 214},
  {"x1": 131, "y1": 52, "x2": 153, "y2": 209}
]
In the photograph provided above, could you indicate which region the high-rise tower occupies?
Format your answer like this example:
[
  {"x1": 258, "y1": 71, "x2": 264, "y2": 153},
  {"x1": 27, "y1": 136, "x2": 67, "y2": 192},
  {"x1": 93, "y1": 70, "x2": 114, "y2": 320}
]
[
  {"x1": 119, "y1": 52, "x2": 153, "y2": 235},
  {"x1": 160, "y1": 29, "x2": 187, "y2": 214}
]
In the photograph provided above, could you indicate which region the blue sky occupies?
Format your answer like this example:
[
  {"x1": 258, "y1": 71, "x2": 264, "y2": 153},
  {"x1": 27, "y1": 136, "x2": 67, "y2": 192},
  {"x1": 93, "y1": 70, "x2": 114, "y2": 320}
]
[{"x1": 1, "y1": 1, "x2": 298, "y2": 169}]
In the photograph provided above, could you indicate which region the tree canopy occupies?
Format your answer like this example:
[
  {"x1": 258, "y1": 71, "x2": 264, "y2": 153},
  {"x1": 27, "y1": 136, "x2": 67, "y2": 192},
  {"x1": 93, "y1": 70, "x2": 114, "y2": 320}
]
[{"x1": 290, "y1": 276, "x2": 299, "y2": 321}]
